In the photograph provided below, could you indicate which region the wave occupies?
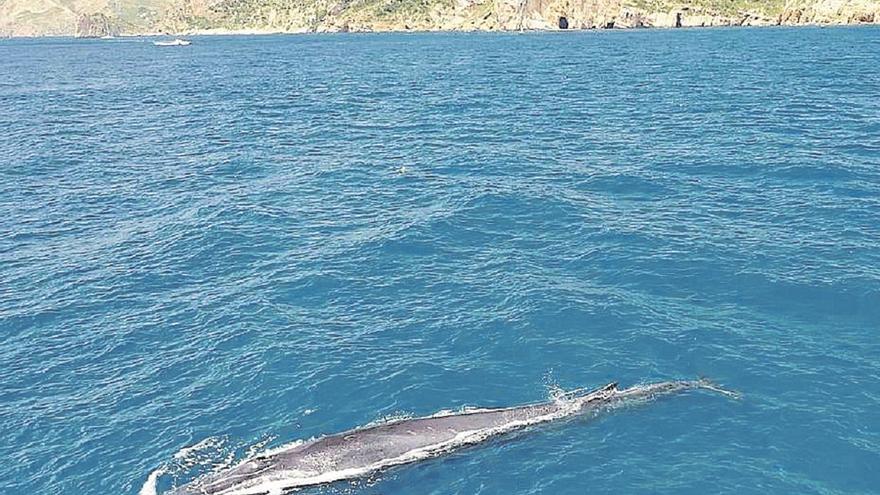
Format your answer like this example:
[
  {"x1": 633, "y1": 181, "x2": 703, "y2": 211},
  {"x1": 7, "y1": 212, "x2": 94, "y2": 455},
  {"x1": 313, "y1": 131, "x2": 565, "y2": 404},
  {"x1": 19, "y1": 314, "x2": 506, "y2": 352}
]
[{"x1": 138, "y1": 466, "x2": 165, "y2": 495}]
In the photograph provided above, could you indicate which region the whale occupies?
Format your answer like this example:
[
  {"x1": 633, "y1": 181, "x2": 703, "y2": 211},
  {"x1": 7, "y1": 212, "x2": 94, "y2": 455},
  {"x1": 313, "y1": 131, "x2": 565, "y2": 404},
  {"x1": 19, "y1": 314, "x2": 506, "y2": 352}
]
[{"x1": 160, "y1": 379, "x2": 737, "y2": 495}]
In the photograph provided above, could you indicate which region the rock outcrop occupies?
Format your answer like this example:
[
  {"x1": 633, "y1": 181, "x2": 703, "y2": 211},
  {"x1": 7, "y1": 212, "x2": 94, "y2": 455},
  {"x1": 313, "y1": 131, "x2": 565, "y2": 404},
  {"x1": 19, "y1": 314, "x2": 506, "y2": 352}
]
[
  {"x1": 779, "y1": 0, "x2": 879, "y2": 24},
  {"x1": 75, "y1": 13, "x2": 120, "y2": 38}
]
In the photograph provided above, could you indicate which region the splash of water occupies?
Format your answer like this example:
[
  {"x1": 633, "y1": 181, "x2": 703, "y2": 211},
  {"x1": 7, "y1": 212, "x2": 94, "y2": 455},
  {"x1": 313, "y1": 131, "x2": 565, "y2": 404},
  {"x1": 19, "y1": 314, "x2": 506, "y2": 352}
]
[{"x1": 138, "y1": 466, "x2": 165, "y2": 495}]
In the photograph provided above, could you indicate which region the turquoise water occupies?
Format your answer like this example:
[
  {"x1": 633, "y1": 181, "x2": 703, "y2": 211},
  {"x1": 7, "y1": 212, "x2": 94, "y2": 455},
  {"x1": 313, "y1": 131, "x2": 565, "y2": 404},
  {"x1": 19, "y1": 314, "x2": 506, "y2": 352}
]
[{"x1": 1, "y1": 27, "x2": 879, "y2": 494}]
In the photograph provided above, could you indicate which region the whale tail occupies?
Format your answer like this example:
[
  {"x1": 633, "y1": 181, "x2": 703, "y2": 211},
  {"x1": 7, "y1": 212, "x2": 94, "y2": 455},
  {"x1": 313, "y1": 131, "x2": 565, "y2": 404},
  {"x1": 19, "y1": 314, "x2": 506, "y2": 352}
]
[
  {"x1": 695, "y1": 378, "x2": 742, "y2": 400},
  {"x1": 612, "y1": 378, "x2": 741, "y2": 404}
]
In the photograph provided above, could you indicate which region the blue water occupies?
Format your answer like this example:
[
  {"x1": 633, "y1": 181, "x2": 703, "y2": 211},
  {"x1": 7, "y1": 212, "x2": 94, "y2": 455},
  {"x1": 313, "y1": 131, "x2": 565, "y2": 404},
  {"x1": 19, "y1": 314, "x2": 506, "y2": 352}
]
[{"x1": 1, "y1": 27, "x2": 879, "y2": 495}]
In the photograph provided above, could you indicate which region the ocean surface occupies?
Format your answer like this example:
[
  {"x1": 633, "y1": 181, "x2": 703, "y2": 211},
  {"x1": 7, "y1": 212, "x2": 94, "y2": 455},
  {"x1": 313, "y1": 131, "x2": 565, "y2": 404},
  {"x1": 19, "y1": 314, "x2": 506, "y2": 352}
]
[{"x1": 1, "y1": 27, "x2": 879, "y2": 495}]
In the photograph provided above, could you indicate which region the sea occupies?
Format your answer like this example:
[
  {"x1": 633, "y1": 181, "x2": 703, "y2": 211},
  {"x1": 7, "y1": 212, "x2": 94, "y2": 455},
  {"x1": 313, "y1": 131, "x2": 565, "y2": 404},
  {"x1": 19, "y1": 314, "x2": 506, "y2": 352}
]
[{"x1": 1, "y1": 27, "x2": 878, "y2": 495}]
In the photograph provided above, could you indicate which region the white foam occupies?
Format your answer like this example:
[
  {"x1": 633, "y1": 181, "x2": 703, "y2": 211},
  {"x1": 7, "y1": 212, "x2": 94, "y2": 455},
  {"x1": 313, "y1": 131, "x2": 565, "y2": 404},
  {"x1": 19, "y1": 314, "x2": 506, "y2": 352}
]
[
  {"x1": 364, "y1": 412, "x2": 413, "y2": 428},
  {"x1": 256, "y1": 438, "x2": 306, "y2": 458},
  {"x1": 174, "y1": 437, "x2": 224, "y2": 461},
  {"x1": 428, "y1": 406, "x2": 496, "y2": 418},
  {"x1": 138, "y1": 466, "x2": 165, "y2": 495},
  {"x1": 245, "y1": 435, "x2": 277, "y2": 459},
  {"x1": 145, "y1": 436, "x2": 246, "y2": 494},
  {"x1": 140, "y1": 438, "x2": 225, "y2": 495}
]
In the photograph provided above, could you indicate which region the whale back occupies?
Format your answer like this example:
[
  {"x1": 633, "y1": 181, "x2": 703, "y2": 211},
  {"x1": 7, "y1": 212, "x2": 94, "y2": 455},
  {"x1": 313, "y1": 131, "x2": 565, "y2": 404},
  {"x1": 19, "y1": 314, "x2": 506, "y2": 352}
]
[{"x1": 165, "y1": 380, "x2": 730, "y2": 495}]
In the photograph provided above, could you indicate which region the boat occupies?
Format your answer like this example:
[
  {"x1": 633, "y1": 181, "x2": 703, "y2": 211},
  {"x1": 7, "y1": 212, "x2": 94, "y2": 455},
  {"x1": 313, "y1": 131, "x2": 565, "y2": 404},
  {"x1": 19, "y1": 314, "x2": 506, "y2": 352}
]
[{"x1": 154, "y1": 39, "x2": 191, "y2": 46}]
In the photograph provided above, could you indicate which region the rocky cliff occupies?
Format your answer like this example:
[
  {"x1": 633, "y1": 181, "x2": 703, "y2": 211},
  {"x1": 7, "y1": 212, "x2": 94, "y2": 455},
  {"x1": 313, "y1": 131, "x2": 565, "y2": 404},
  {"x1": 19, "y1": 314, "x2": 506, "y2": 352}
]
[
  {"x1": 75, "y1": 12, "x2": 120, "y2": 36},
  {"x1": 1, "y1": 0, "x2": 878, "y2": 36}
]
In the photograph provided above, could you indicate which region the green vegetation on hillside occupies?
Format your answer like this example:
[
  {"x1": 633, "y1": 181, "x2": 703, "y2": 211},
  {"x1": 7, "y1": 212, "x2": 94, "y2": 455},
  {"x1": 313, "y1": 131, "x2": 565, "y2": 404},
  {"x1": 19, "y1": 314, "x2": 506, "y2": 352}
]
[{"x1": 629, "y1": 0, "x2": 788, "y2": 16}]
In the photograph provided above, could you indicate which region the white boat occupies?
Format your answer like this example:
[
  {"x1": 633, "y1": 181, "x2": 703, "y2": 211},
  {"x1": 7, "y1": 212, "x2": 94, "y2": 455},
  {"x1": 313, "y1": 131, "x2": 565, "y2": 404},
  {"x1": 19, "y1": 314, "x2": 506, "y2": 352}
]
[{"x1": 154, "y1": 39, "x2": 191, "y2": 46}]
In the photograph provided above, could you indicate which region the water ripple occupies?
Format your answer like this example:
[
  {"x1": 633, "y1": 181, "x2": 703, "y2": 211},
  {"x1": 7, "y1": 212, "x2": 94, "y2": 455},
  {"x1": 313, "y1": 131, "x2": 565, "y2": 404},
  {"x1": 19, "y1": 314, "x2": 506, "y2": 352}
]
[{"x1": 1, "y1": 28, "x2": 879, "y2": 495}]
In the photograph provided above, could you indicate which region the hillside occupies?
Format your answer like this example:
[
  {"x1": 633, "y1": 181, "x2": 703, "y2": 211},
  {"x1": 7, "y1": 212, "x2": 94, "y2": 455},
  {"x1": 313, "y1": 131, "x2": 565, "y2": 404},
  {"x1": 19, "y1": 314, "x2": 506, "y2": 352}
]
[{"x1": 1, "y1": 0, "x2": 878, "y2": 36}]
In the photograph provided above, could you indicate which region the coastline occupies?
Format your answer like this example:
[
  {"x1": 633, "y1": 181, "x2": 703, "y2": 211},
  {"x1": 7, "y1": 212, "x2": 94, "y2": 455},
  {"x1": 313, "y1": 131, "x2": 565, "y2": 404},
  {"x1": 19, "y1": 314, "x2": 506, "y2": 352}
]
[
  {"x1": 178, "y1": 21, "x2": 879, "y2": 36},
  {"x1": 2, "y1": 21, "x2": 879, "y2": 39},
  {"x1": 3, "y1": 0, "x2": 880, "y2": 39}
]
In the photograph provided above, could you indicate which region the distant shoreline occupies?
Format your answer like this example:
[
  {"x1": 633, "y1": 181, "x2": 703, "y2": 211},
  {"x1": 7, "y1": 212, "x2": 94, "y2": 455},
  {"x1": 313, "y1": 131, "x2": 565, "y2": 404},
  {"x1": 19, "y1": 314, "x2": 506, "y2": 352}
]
[{"x1": 3, "y1": 22, "x2": 878, "y2": 40}]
